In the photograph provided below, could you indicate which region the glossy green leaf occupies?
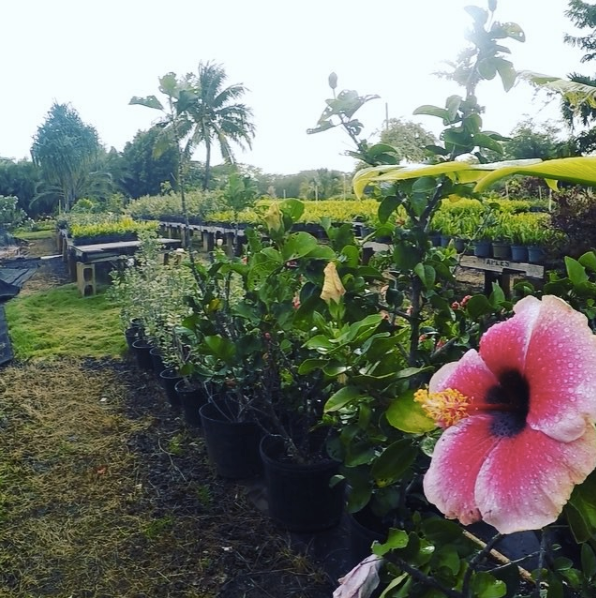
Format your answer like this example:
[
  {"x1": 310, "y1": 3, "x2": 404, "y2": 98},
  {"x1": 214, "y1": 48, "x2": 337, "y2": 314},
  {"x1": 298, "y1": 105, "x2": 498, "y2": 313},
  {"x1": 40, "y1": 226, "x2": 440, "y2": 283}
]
[
  {"x1": 413, "y1": 104, "x2": 450, "y2": 120},
  {"x1": 565, "y1": 256, "x2": 589, "y2": 285},
  {"x1": 579, "y1": 251, "x2": 596, "y2": 272},
  {"x1": 386, "y1": 390, "x2": 436, "y2": 433},
  {"x1": 471, "y1": 572, "x2": 507, "y2": 598},
  {"x1": 414, "y1": 263, "x2": 436, "y2": 289},
  {"x1": 378, "y1": 195, "x2": 402, "y2": 224},
  {"x1": 373, "y1": 528, "x2": 409, "y2": 556},
  {"x1": 298, "y1": 358, "x2": 329, "y2": 374},
  {"x1": 371, "y1": 439, "x2": 417, "y2": 487},
  {"x1": 324, "y1": 386, "x2": 365, "y2": 413}
]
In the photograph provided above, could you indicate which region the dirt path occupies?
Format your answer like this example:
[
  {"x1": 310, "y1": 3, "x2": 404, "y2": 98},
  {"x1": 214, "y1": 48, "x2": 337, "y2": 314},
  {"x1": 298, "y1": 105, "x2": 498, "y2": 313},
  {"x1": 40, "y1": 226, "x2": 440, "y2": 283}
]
[{"x1": 0, "y1": 235, "x2": 335, "y2": 597}]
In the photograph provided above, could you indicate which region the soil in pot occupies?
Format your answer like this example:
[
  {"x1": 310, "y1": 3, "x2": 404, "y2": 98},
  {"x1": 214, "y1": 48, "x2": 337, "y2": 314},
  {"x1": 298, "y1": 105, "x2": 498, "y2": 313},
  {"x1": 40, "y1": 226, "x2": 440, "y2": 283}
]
[
  {"x1": 159, "y1": 368, "x2": 182, "y2": 408},
  {"x1": 175, "y1": 379, "x2": 208, "y2": 427},
  {"x1": 131, "y1": 339, "x2": 153, "y2": 371},
  {"x1": 200, "y1": 402, "x2": 262, "y2": 478},
  {"x1": 260, "y1": 435, "x2": 345, "y2": 533}
]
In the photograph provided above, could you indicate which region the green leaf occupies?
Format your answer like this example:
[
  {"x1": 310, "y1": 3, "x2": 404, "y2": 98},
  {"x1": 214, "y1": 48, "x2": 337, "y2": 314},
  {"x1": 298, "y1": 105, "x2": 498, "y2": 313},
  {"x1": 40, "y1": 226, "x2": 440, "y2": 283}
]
[
  {"x1": 445, "y1": 95, "x2": 462, "y2": 121},
  {"x1": 465, "y1": 294, "x2": 494, "y2": 319},
  {"x1": 478, "y1": 58, "x2": 498, "y2": 81},
  {"x1": 395, "y1": 366, "x2": 433, "y2": 379},
  {"x1": 281, "y1": 232, "x2": 319, "y2": 261},
  {"x1": 471, "y1": 571, "x2": 507, "y2": 598},
  {"x1": 579, "y1": 251, "x2": 596, "y2": 272},
  {"x1": 421, "y1": 518, "x2": 463, "y2": 543},
  {"x1": 202, "y1": 335, "x2": 236, "y2": 362},
  {"x1": 566, "y1": 470, "x2": 596, "y2": 542},
  {"x1": 298, "y1": 358, "x2": 329, "y2": 375},
  {"x1": 565, "y1": 256, "x2": 589, "y2": 285},
  {"x1": 581, "y1": 543, "x2": 596, "y2": 580},
  {"x1": 371, "y1": 439, "x2": 417, "y2": 487},
  {"x1": 341, "y1": 245, "x2": 360, "y2": 268},
  {"x1": 158, "y1": 72, "x2": 179, "y2": 97},
  {"x1": 474, "y1": 133, "x2": 504, "y2": 154},
  {"x1": 378, "y1": 195, "x2": 402, "y2": 224},
  {"x1": 305, "y1": 245, "x2": 336, "y2": 260},
  {"x1": 413, "y1": 104, "x2": 451, "y2": 121},
  {"x1": 386, "y1": 390, "x2": 436, "y2": 433},
  {"x1": 129, "y1": 95, "x2": 164, "y2": 111},
  {"x1": 324, "y1": 386, "x2": 365, "y2": 413},
  {"x1": 373, "y1": 528, "x2": 409, "y2": 556},
  {"x1": 495, "y1": 58, "x2": 517, "y2": 92},
  {"x1": 280, "y1": 198, "x2": 305, "y2": 222},
  {"x1": 414, "y1": 263, "x2": 436, "y2": 289},
  {"x1": 304, "y1": 335, "x2": 335, "y2": 352}
]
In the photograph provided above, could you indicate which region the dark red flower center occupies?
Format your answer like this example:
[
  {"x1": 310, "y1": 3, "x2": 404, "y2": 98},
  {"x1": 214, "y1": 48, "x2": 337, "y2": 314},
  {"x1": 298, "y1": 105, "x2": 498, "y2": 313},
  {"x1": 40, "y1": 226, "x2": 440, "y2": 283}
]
[{"x1": 485, "y1": 369, "x2": 530, "y2": 438}]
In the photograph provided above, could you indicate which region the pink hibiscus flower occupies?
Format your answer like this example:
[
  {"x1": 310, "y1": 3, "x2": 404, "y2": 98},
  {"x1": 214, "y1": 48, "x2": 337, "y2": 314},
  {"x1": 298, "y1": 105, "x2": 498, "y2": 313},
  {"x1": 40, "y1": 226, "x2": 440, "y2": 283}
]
[{"x1": 416, "y1": 295, "x2": 596, "y2": 534}]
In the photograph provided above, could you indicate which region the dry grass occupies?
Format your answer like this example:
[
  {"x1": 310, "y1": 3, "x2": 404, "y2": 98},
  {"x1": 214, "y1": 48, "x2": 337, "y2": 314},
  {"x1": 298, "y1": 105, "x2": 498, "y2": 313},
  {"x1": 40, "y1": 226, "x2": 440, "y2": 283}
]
[{"x1": 0, "y1": 359, "x2": 332, "y2": 598}]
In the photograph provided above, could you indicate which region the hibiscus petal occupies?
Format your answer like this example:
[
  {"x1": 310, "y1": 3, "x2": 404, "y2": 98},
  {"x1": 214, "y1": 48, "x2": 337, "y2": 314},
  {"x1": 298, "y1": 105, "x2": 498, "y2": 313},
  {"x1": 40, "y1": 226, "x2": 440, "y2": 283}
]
[
  {"x1": 475, "y1": 422, "x2": 596, "y2": 534},
  {"x1": 429, "y1": 349, "x2": 498, "y2": 408},
  {"x1": 479, "y1": 295, "x2": 541, "y2": 378},
  {"x1": 523, "y1": 296, "x2": 596, "y2": 441},
  {"x1": 423, "y1": 415, "x2": 499, "y2": 525}
]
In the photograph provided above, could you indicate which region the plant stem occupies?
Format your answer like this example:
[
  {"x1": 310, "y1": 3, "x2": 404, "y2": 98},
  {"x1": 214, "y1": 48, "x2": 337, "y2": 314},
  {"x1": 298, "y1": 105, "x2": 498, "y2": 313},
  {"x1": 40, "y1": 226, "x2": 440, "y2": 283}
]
[{"x1": 461, "y1": 533, "x2": 503, "y2": 597}]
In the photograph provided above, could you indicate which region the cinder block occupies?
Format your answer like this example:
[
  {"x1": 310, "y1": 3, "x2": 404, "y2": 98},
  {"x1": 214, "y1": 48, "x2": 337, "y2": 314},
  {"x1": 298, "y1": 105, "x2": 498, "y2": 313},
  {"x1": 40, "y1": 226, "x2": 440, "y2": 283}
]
[{"x1": 76, "y1": 262, "x2": 96, "y2": 297}]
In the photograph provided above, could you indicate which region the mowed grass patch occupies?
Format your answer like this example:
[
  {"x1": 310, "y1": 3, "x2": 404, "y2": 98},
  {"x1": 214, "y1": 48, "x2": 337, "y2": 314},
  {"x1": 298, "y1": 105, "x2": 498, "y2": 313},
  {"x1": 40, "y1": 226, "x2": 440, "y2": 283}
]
[
  {"x1": 5, "y1": 284, "x2": 125, "y2": 359},
  {"x1": 13, "y1": 229, "x2": 55, "y2": 241}
]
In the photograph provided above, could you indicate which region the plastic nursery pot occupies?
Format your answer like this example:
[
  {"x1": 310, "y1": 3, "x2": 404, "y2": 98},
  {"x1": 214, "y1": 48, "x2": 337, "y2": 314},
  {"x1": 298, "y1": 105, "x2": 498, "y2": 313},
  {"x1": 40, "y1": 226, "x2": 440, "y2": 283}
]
[
  {"x1": 199, "y1": 402, "x2": 262, "y2": 479},
  {"x1": 149, "y1": 347, "x2": 165, "y2": 375},
  {"x1": 510, "y1": 245, "x2": 529, "y2": 263},
  {"x1": 473, "y1": 240, "x2": 492, "y2": 258},
  {"x1": 491, "y1": 241, "x2": 511, "y2": 260},
  {"x1": 527, "y1": 245, "x2": 545, "y2": 264},
  {"x1": 159, "y1": 368, "x2": 182, "y2": 408},
  {"x1": 348, "y1": 507, "x2": 388, "y2": 568},
  {"x1": 131, "y1": 339, "x2": 153, "y2": 371},
  {"x1": 175, "y1": 379, "x2": 208, "y2": 427},
  {"x1": 259, "y1": 434, "x2": 345, "y2": 533},
  {"x1": 124, "y1": 327, "x2": 140, "y2": 351}
]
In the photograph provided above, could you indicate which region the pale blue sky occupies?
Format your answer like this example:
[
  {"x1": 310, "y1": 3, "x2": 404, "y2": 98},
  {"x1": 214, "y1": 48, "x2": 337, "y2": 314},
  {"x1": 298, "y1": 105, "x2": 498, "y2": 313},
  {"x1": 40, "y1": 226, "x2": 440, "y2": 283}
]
[{"x1": 0, "y1": 0, "x2": 586, "y2": 173}]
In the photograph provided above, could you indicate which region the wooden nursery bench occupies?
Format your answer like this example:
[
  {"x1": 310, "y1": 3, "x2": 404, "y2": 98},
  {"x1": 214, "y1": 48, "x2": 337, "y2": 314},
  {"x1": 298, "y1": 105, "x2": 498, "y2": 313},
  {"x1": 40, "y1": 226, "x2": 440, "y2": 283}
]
[
  {"x1": 70, "y1": 238, "x2": 182, "y2": 296},
  {"x1": 458, "y1": 255, "x2": 545, "y2": 297}
]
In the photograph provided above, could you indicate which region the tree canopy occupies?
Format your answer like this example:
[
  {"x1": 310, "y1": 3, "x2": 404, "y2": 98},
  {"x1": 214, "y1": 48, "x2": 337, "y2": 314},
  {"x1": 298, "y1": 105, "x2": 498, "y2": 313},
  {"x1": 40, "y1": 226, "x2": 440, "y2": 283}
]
[
  {"x1": 379, "y1": 118, "x2": 437, "y2": 163},
  {"x1": 31, "y1": 103, "x2": 103, "y2": 212}
]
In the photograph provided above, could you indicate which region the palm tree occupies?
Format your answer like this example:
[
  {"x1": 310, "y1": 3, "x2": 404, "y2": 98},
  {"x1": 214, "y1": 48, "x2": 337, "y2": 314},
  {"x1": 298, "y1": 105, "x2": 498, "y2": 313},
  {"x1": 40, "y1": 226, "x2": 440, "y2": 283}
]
[{"x1": 185, "y1": 62, "x2": 255, "y2": 190}]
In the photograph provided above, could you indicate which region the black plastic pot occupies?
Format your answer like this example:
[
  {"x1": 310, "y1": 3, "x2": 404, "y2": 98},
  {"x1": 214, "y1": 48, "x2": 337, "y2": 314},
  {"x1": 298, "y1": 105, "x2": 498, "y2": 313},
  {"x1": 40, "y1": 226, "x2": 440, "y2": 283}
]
[
  {"x1": 348, "y1": 508, "x2": 387, "y2": 566},
  {"x1": 149, "y1": 347, "x2": 165, "y2": 375},
  {"x1": 124, "y1": 327, "x2": 140, "y2": 351},
  {"x1": 199, "y1": 402, "x2": 262, "y2": 478},
  {"x1": 159, "y1": 368, "x2": 182, "y2": 408},
  {"x1": 131, "y1": 339, "x2": 153, "y2": 371},
  {"x1": 259, "y1": 435, "x2": 345, "y2": 532},
  {"x1": 175, "y1": 380, "x2": 208, "y2": 427}
]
